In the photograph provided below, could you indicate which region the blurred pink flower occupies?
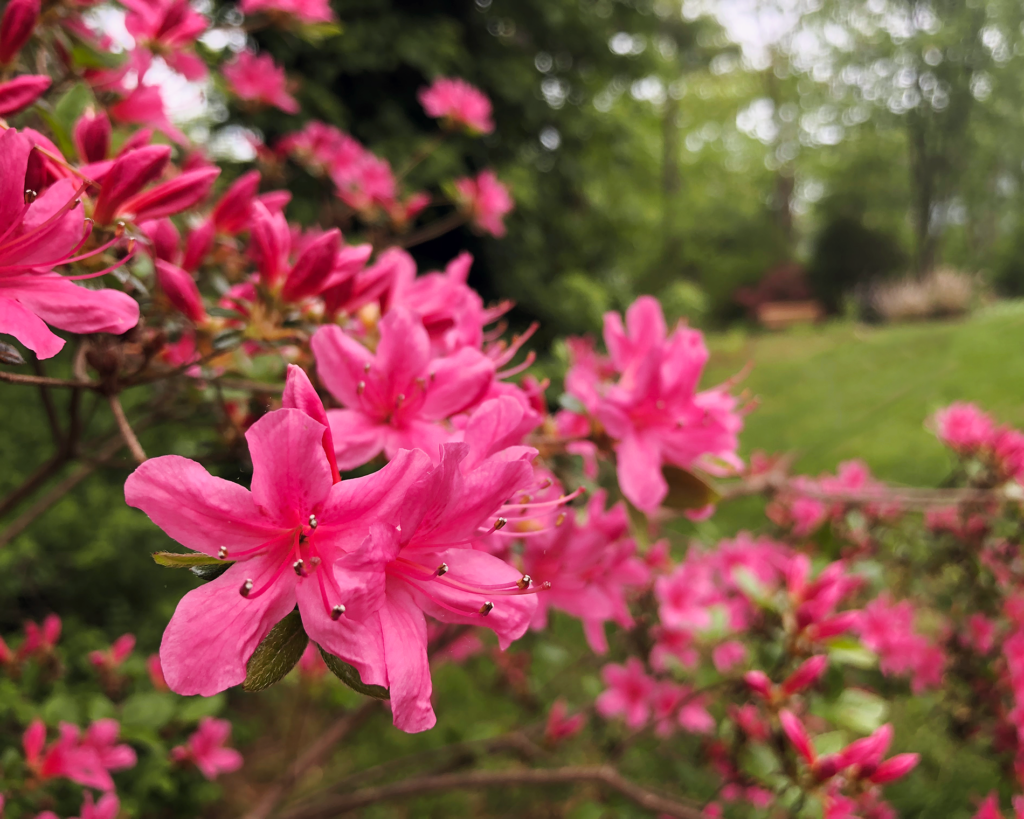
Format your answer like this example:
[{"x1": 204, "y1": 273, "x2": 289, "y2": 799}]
[
  {"x1": 224, "y1": 51, "x2": 299, "y2": 113},
  {"x1": 0, "y1": 74, "x2": 49, "y2": 115},
  {"x1": 0, "y1": 0, "x2": 40, "y2": 64},
  {"x1": 596, "y1": 658, "x2": 655, "y2": 729},
  {"x1": 171, "y1": 717, "x2": 243, "y2": 780},
  {"x1": 545, "y1": 698, "x2": 586, "y2": 743},
  {"x1": 932, "y1": 402, "x2": 994, "y2": 453},
  {"x1": 88, "y1": 633, "x2": 136, "y2": 672},
  {"x1": 454, "y1": 170, "x2": 513, "y2": 237},
  {"x1": 240, "y1": 0, "x2": 334, "y2": 24},
  {"x1": 419, "y1": 77, "x2": 494, "y2": 134}
]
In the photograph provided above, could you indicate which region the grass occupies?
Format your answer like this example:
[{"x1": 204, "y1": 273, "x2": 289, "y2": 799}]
[{"x1": 703, "y1": 301, "x2": 1024, "y2": 486}]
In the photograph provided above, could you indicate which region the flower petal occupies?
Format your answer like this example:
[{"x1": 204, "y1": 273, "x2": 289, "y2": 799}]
[{"x1": 380, "y1": 581, "x2": 435, "y2": 733}]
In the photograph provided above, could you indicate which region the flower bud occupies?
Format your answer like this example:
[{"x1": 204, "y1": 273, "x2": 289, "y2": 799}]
[
  {"x1": 781, "y1": 655, "x2": 828, "y2": 696},
  {"x1": 94, "y1": 145, "x2": 171, "y2": 225},
  {"x1": 120, "y1": 166, "x2": 220, "y2": 224},
  {"x1": 74, "y1": 109, "x2": 112, "y2": 163},
  {"x1": 282, "y1": 228, "x2": 341, "y2": 302},
  {"x1": 156, "y1": 260, "x2": 207, "y2": 323},
  {"x1": 743, "y1": 670, "x2": 772, "y2": 700},
  {"x1": 0, "y1": 0, "x2": 40, "y2": 64},
  {"x1": 211, "y1": 169, "x2": 260, "y2": 234},
  {"x1": 779, "y1": 709, "x2": 816, "y2": 765},
  {"x1": 868, "y1": 753, "x2": 919, "y2": 784},
  {"x1": 0, "y1": 73, "x2": 49, "y2": 116}
]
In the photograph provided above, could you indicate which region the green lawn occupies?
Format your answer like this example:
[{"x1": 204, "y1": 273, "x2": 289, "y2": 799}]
[{"x1": 703, "y1": 301, "x2": 1024, "y2": 486}]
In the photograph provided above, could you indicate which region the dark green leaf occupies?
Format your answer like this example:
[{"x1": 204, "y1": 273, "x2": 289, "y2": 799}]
[
  {"x1": 243, "y1": 611, "x2": 308, "y2": 692},
  {"x1": 660, "y1": 466, "x2": 721, "y2": 511},
  {"x1": 318, "y1": 644, "x2": 390, "y2": 700},
  {"x1": 152, "y1": 551, "x2": 225, "y2": 568},
  {"x1": 54, "y1": 83, "x2": 94, "y2": 137},
  {"x1": 190, "y1": 562, "x2": 233, "y2": 582},
  {"x1": 70, "y1": 43, "x2": 126, "y2": 70},
  {"x1": 212, "y1": 329, "x2": 245, "y2": 351}
]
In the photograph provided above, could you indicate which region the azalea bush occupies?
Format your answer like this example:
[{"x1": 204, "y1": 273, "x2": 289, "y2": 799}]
[{"x1": 0, "y1": 1, "x2": 1023, "y2": 818}]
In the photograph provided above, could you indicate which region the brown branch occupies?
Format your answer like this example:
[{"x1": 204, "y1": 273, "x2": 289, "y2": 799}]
[
  {"x1": 241, "y1": 702, "x2": 378, "y2": 819},
  {"x1": 281, "y1": 765, "x2": 705, "y2": 819},
  {"x1": 107, "y1": 394, "x2": 147, "y2": 463},
  {"x1": 396, "y1": 211, "x2": 467, "y2": 249},
  {"x1": 31, "y1": 359, "x2": 63, "y2": 446},
  {"x1": 0, "y1": 433, "x2": 128, "y2": 548},
  {"x1": 0, "y1": 370, "x2": 97, "y2": 389},
  {"x1": 0, "y1": 456, "x2": 67, "y2": 520}
]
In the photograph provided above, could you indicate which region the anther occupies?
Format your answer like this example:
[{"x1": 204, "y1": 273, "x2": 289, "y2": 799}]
[
  {"x1": 540, "y1": 478, "x2": 553, "y2": 489},
  {"x1": 217, "y1": 546, "x2": 228, "y2": 559},
  {"x1": 240, "y1": 579, "x2": 254, "y2": 597},
  {"x1": 396, "y1": 393, "x2": 405, "y2": 404},
  {"x1": 309, "y1": 556, "x2": 322, "y2": 569},
  {"x1": 436, "y1": 563, "x2": 449, "y2": 576},
  {"x1": 479, "y1": 601, "x2": 494, "y2": 616},
  {"x1": 24, "y1": 189, "x2": 37, "y2": 204},
  {"x1": 495, "y1": 517, "x2": 507, "y2": 530},
  {"x1": 517, "y1": 575, "x2": 532, "y2": 590},
  {"x1": 357, "y1": 381, "x2": 366, "y2": 395},
  {"x1": 293, "y1": 559, "x2": 305, "y2": 576},
  {"x1": 541, "y1": 581, "x2": 552, "y2": 590},
  {"x1": 114, "y1": 221, "x2": 126, "y2": 237},
  {"x1": 555, "y1": 513, "x2": 566, "y2": 526},
  {"x1": 330, "y1": 604, "x2": 346, "y2": 620},
  {"x1": 308, "y1": 514, "x2": 318, "y2": 529},
  {"x1": 364, "y1": 362, "x2": 371, "y2": 372}
]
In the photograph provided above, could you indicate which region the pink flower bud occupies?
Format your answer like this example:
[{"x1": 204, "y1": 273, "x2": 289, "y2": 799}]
[
  {"x1": 868, "y1": 753, "x2": 919, "y2": 785},
  {"x1": 837, "y1": 723, "x2": 892, "y2": 771},
  {"x1": 73, "y1": 109, "x2": 111, "y2": 163},
  {"x1": 111, "y1": 634, "x2": 135, "y2": 664},
  {"x1": 120, "y1": 166, "x2": 220, "y2": 223},
  {"x1": 0, "y1": 74, "x2": 49, "y2": 116},
  {"x1": 156, "y1": 260, "x2": 207, "y2": 323},
  {"x1": 211, "y1": 169, "x2": 261, "y2": 234},
  {"x1": 781, "y1": 655, "x2": 828, "y2": 696},
  {"x1": 0, "y1": 0, "x2": 40, "y2": 64},
  {"x1": 251, "y1": 201, "x2": 291, "y2": 286},
  {"x1": 141, "y1": 218, "x2": 181, "y2": 263},
  {"x1": 23, "y1": 719, "x2": 46, "y2": 763},
  {"x1": 182, "y1": 220, "x2": 214, "y2": 273},
  {"x1": 94, "y1": 145, "x2": 171, "y2": 225},
  {"x1": 743, "y1": 670, "x2": 772, "y2": 699},
  {"x1": 779, "y1": 709, "x2": 816, "y2": 764},
  {"x1": 281, "y1": 228, "x2": 341, "y2": 302},
  {"x1": 147, "y1": 654, "x2": 168, "y2": 691}
]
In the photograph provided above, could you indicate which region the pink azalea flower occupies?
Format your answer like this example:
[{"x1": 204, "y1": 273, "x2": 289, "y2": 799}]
[
  {"x1": 171, "y1": 717, "x2": 243, "y2": 780},
  {"x1": 109, "y1": 83, "x2": 189, "y2": 146},
  {"x1": 932, "y1": 402, "x2": 994, "y2": 453},
  {"x1": 147, "y1": 653, "x2": 168, "y2": 691},
  {"x1": 418, "y1": 77, "x2": 494, "y2": 134},
  {"x1": 311, "y1": 307, "x2": 495, "y2": 469},
  {"x1": 0, "y1": 73, "x2": 49, "y2": 115},
  {"x1": 327, "y1": 397, "x2": 539, "y2": 732},
  {"x1": 88, "y1": 633, "x2": 136, "y2": 672},
  {"x1": 523, "y1": 489, "x2": 649, "y2": 653},
  {"x1": 296, "y1": 641, "x2": 328, "y2": 681},
  {"x1": 249, "y1": 203, "x2": 344, "y2": 303},
  {"x1": 596, "y1": 658, "x2": 655, "y2": 729},
  {"x1": 711, "y1": 640, "x2": 747, "y2": 672},
  {"x1": 321, "y1": 244, "x2": 393, "y2": 319},
  {"x1": 73, "y1": 108, "x2": 112, "y2": 163},
  {"x1": 963, "y1": 613, "x2": 996, "y2": 654},
  {"x1": 121, "y1": 0, "x2": 208, "y2": 80},
  {"x1": 19, "y1": 613, "x2": 61, "y2": 659},
  {"x1": 856, "y1": 594, "x2": 945, "y2": 693},
  {"x1": 224, "y1": 51, "x2": 299, "y2": 113},
  {"x1": 565, "y1": 297, "x2": 743, "y2": 512},
  {"x1": 0, "y1": 129, "x2": 140, "y2": 359},
  {"x1": 125, "y1": 366, "x2": 433, "y2": 696},
  {"x1": 545, "y1": 698, "x2": 586, "y2": 743},
  {"x1": 72, "y1": 792, "x2": 120, "y2": 819},
  {"x1": 240, "y1": 0, "x2": 335, "y2": 24},
  {"x1": 23, "y1": 719, "x2": 134, "y2": 791},
  {"x1": 0, "y1": 0, "x2": 40, "y2": 64},
  {"x1": 156, "y1": 260, "x2": 206, "y2": 322},
  {"x1": 454, "y1": 170, "x2": 513, "y2": 237}
]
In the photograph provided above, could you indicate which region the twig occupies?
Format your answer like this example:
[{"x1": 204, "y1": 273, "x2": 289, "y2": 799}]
[
  {"x1": 0, "y1": 370, "x2": 96, "y2": 389},
  {"x1": 396, "y1": 211, "x2": 467, "y2": 249},
  {"x1": 0, "y1": 433, "x2": 128, "y2": 548},
  {"x1": 107, "y1": 394, "x2": 147, "y2": 463},
  {"x1": 31, "y1": 359, "x2": 64, "y2": 447},
  {"x1": 241, "y1": 702, "x2": 378, "y2": 819},
  {"x1": 281, "y1": 765, "x2": 705, "y2": 819}
]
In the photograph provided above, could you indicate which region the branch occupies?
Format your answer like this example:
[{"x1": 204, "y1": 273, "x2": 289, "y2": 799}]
[
  {"x1": 31, "y1": 359, "x2": 63, "y2": 446},
  {"x1": 0, "y1": 370, "x2": 97, "y2": 389},
  {"x1": 107, "y1": 394, "x2": 147, "y2": 463},
  {"x1": 396, "y1": 211, "x2": 467, "y2": 249},
  {"x1": 281, "y1": 765, "x2": 705, "y2": 819},
  {"x1": 0, "y1": 433, "x2": 128, "y2": 548},
  {"x1": 241, "y1": 702, "x2": 378, "y2": 819}
]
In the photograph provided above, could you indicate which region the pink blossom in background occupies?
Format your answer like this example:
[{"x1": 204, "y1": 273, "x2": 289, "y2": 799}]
[
  {"x1": 564, "y1": 297, "x2": 743, "y2": 512},
  {"x1": 418, "y1": 77, "x2": 494, "y2": 134},
  {"x1": 454, "y1": 170, "x2": 513, "y2": 237},
  {"x1": 88, "y1": 633, "x2": 135, "y2": 672},
  {"x1": 296, "y1": 642, "x2": 328, "y2": 681},
  {"x1": 109, "y1": 83, "x2": 189, "y2": 146},
  {"x1": 856, "y1": 595, "x2": 946, "y2": 693},
  {"x1": 545, "y1": 698, "x2": 587, "y2": 743},
  {"x1": 171, "y1": 717, "x2": 243, "y2": 780},
  {"x1": 240, "y1": 0, "x2": 335, "y2": 24},
  {"x1": 23, "y1": 719, "x2": 135, "y2": 791},
  {"x1": 224, "y1": 51, "x2": 299, "y2": 113},
  {"x1": 712, "y1": 640, "x2": 747, "y2": 673},
  {"x1": 0, "y1": 129, "x2": 140, "y2": 359},
  {"x1": 311, "y1": 307, "x2": 495, "y2": 469},
  {"x1": 125, "y1": 367, "x2": 433, "y2": 698},
  {"x1": 932, "y1": 402, "x2": 994, "y2": 454},
  {"x1": 19, "y1": 614, "x2": 61, "y2": 659},
  {"x1": 963, "y1": 613, "x2": 997, "y2": 655},
  {"x1": 147, "y1": 654, "x2": 169, "y2": 691},
  {"x1": 596, "y1": 658, "x2": 655, "y2": 729},
  {"x1": 523, "y1": 489, "x2": 649, "y2": 653},
  {"x1": 72, "y1": 792, "x2": 120, "y2": 819},
  {"x1": 121, "y1": 0, "x2": 208, "y2": 79}
]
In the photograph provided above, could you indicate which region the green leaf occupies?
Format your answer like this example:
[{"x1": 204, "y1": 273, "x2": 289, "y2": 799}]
[
  {"x1": 122, "y1": 692, "x2": 176, "y2": 729},
  {"x1": 212, "y1": 328, "x2": 245, "y2": 351},
  {"x1": 827, "y1": 636, "x2": 877, "y2": 669},
  {"x1": 243, "y1": 610, "x2": 309, "y2": 692},
  {"x1": 54, "y1": 83, "x2": 94, "y2": 137},
  {"x1": 318, "y1": 644, "x2": 390, "y2": 700},
  {"x1": 661, "y1": 466, "x2": 721, "y2": 511},
  {"x1": 178, "y1": 693, "x2": 226, "y2": 723},
  {"x1": 152, "y1": 551, "x2": 226, "y2": 569},
  {"x1": 70, "y1": 43, "x2": 127, "y2": 70},
  {"x1": 36, "y1": 109, "x2": 74, "y2": 159},
  {"x1": 830, "y1": 688, "x2": 888, "y2": 735},
  {"x1": 298, "y1": 21, "x2": 343, "y2": 43},
  {"x1": 190, "y1": 562, "x2": 233, "y2": 582},
  {"x1": 557, "y1": 393, "x2": 587, "y2": 414}
]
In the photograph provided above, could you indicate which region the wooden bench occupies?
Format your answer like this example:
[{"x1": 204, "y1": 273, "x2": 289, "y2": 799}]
[{"x1": 756, "y1": 300, "x2": 825, "y2": 330}]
